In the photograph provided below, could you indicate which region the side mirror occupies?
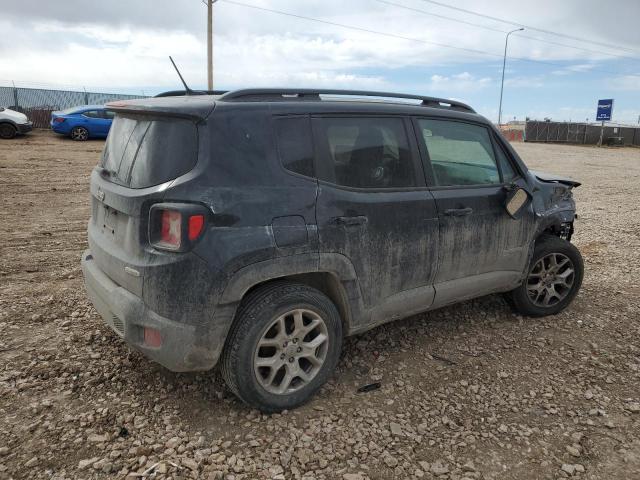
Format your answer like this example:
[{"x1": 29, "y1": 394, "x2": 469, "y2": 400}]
[{"x1": 504, "y1": 186, "x2": 530, "y2": 219}]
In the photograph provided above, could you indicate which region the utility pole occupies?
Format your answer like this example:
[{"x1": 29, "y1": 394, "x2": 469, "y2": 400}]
[
  {"x1": 206, "y1": 0, "x2": 217, "y2": 91},
  {"x1": 498, "y1": 27, "x2": 524, "y2": 126}
]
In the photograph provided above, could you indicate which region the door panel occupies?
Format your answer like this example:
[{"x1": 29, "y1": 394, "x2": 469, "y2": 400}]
[
  {"x1": 312, "y1": 115, "x2": 439, "y2": 326},
  {"x1": 430, "y1": 186, "x2": 528, "y2": 283},
  {"x1": 316, "y1": 186, "x2": 439, "y2": 309},
  {"x1": 413, "y1": 117, "x2": 534, "y2": 292}
]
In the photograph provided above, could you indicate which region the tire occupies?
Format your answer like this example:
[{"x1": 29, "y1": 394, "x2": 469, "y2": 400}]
[
  {"x1": 70, "y1": 126, "x2": 89, "y2": 141},
  {"x1": 0, "y1": 123, "x2": 17, "y2": 139},
  {"x1": 221, "y1": 282, "x2": 343, "y2": 413},
  {"x1": 510, "y1": 235, "x2": 584, "y2": 317}
]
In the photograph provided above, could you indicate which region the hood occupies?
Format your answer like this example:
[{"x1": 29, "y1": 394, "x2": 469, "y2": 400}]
[
  {"x1": 0, "y1": 108, "x2": 28, "y2": 124},
  {"x1": 530, "y1": 170, "x2": 581, "y2": 188}
]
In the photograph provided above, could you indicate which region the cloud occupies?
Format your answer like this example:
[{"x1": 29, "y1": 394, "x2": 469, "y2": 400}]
[
  {"x1": 426, "y1": 72, "x2": 492, "y2": 94},
  {"x1": 611, "y1": 74, "x2": 640, "y2": 91},
  {"x1": 551, "y1": 63, "x2": 596, "y2": 75}
]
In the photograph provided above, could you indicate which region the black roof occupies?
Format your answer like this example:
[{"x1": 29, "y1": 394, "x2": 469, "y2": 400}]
[{"x1": 108, "y1": 88, "x2": 486, "y2": 124}]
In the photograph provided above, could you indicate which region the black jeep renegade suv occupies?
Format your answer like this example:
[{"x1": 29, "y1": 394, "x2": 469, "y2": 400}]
[{"x1": 81, "y1": 89, "x2": 583, "y2": 412}]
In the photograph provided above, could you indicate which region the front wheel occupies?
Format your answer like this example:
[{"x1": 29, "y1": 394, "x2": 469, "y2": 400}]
[
  {"x1": 0, "y1": 123, "x2": 17, "y2": 139},
  {"x1": 221, "y1": 282, "x2": 343, "y2": 413},
  {"x1": 70, "y1": 126, "x2": 89, "y2": 141},
  {"x1": 510, "y1": 235, "x2": 584, "y2": 317}
]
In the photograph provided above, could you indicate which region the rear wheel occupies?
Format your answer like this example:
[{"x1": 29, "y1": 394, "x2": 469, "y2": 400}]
[
  {"x1": 0, "y1": 123, "x2": 17, "y2": 139},
  {"x1": 510, "y1": 235, "x2": 584, "y2": 317},
  {"x1": 221, "y1": 282, "x2": 343, "y2": 412},
  {"x1": 70, "y1": 126, "x2": 89, "y2": 141}
]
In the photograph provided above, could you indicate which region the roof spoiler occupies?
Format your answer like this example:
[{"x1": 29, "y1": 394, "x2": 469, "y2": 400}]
[{"x1": 105, "y1": 97, "x2": 215, "y2": 122}]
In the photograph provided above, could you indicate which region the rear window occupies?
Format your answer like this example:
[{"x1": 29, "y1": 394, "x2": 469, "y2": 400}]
[{"x1": 101, "y1": 114, "x2": 198, "y2": 188}]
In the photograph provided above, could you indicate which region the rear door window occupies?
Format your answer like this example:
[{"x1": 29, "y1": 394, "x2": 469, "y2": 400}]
[
  {"x1": 274, "y1": 116, "x2": 314, "y2": 177},
  {"x1": 313, "y1": 116, "x2": 416, "y2": 189},
  {"x1": 101, "y1": 114, "x2": 198, "y2": 189},
  {"x1": 83, "y1": 110, "x2": 102, "y2": 118},
  {"x1": 417, "y1": 119, "x2": 500, "y2": 186}
]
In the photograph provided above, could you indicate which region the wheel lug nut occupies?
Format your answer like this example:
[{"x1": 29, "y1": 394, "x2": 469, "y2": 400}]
[
  {"x1": 289, "y1": 357, "x2": 294, "y2": 363},
  {"x1": 297, "y1": 347, "x2": 302, "y2": 353},
  {"x1": 293, "y1": 338, "x2": 298, "y2": 344},
  {"x1": 280, "y1": 354, "x2": 285, "y2": 359}
]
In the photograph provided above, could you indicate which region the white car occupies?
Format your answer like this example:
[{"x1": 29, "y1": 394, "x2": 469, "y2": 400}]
[{"x1": 0, "y1": 107, "x2": 33, "y2": 139}]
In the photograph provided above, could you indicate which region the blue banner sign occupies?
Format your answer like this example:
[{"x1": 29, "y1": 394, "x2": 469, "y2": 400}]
[{"x1": 596, "y1": 99, "x2": 614, "y2": 121}]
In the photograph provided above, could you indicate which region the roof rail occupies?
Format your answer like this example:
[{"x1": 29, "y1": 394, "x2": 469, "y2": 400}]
[{"x1": 217, "y1": 88, "x2": 475, "y2": 113}]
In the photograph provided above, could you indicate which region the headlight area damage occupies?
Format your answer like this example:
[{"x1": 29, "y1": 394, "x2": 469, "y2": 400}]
[{"x1": 530, "y1": 170, "x2": 581, "y2": 241}]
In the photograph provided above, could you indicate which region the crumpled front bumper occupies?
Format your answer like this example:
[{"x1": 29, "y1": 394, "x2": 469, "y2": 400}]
[{"x1": 17, "y1": 122, "x2": 33, "y2": 134}]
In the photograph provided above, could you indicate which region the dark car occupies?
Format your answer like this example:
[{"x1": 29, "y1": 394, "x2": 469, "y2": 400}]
[
  {"x1": 81, "y1": 89, "x2": 583, "y2": 412},
  {"x1": 50, "y1": 105, "x2": 114, "y2": 140}
]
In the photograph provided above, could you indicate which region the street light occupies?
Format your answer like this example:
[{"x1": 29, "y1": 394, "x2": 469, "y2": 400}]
[{"x1": 498, "y1": 27, "x2": 524, "y2": 126}]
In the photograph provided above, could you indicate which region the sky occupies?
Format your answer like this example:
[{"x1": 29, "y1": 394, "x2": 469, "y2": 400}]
[{"x1": 1, "y1": 0, "x2": 639, "y2": 123}]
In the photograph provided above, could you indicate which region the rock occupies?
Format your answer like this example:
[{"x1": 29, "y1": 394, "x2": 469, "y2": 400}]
[
  {"x1": 561, "y1": 464, "x2": 576, "y2": 475},
  {"x1": 182, "y1": 458, "x2": 199, "y2": 471},
  {"x1": 88, "y1": 433, "x2": 109, "y2": 443},
  {"x1": 383, "y1": 455, "x2": 398, "y2": 468},
  {"x1": 0, "y1": 448, "x2": 8, "y2": 457},
  {"x1": 431, "y1": 460, "x2": 449, "y2": 476},
  {"x1": 343, "y1": 474, "x2": 364, "y2": 480},
  {"x1": 166, "y1": 436, "x2": 181, "y2": 449},
  {"x1": 78, "y1": 457, "x2": 99, "y2": 470},
  {"x1": 566, "y1": 445, "x2": 581, "y2": 457},
  {"x1": 24, "y1": 457, "x2": 38, "y2": 467},
  {"x1": 574, "y1": 464, "x2": 585, "y2": 473},
  {"x1": 389, "y1": 422, "x2": 403, "y2": 436},
  {"x1": 626, "y1": 402, "x2": 640, "y2": 413},
  {"x1": 418, "y1": 461, "x2": 430, "y2": 471}
]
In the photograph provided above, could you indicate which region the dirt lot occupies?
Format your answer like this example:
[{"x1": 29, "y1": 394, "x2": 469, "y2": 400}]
[{"x1": 1, "y1": 131, "x2": 639, "y2": 480}]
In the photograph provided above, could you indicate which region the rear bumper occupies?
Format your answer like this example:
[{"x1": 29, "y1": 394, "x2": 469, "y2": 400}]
[
  {"x1": 17, "y1": 122, "x2": 33, "y2": 134},
  {"x1": 81, "y1": 249, "x2": 218, "y2": 372}
]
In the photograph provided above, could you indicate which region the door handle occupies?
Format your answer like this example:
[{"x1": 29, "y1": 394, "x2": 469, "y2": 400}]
[
  {"x1": 333, "y1": 215, "x2": 368, "y2": 226},
  {"x1": 444, "y1": 207, "x2": 473, "y2": 217}
]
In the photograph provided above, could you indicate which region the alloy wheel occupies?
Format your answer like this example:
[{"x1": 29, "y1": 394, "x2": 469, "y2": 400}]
[
  {"x1": 71, "y1": 127, "x2": 88, "y2": 141},
  {"x1": 253, "y1": 308, "x2": 329, "y2": 395},
  {"x1": 526, "y1": 252, "x2": 575, "y2": 307}
]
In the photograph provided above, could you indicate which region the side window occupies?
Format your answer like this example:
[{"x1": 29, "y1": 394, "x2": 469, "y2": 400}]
[
  {"x1": 494, "y1": 141, "x2": 518, "y2": 182},
  {"x1": 83, "y1": 110, "x2": 101, "y2": 118},
  {"x1": 314, "y1": 117, "x2": 415, "y2": 188},
  {"x1": 274, "y1": 116, "x2": 314, "y2": 177},
  {"x1": 103, "y1": 110, "x2": 116, "y2": 120},
  {"x1": 418, "y1": 119, "x2": 500, "y2": 186}
]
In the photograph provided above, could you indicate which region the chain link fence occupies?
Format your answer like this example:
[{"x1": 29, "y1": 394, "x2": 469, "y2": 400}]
[
  {"x1": 0, "y1": 85, "x2": 148, "y2": 128},
  {"x1": 525, "y1": 120, "x2": 640, "y2": 146}
]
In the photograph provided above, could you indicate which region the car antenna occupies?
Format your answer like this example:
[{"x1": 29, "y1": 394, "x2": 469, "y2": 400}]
[{"x1": 169, "y1": 56, "x2": 194, "y2": 95}]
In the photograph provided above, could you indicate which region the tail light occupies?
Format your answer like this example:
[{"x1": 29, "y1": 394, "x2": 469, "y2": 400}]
[
  {"x1": 53, "y1": 118, "x2": 65, "y2": 123},
  {"x1": 149, "y1": 203, "x2": 208, "y2": 252}
]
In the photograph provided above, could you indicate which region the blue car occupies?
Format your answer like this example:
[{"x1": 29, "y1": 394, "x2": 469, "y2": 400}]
[{"x1": 50, "y1": 105, "x2": 114, "y2": 141}]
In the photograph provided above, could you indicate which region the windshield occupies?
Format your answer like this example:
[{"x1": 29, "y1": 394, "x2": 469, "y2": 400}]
[
  {"x1": 101, "y1": 113, "x2": 198, "y2": 189},
  {"x1": 58, "y1": 106, "x2": 83, "y2": 115}
]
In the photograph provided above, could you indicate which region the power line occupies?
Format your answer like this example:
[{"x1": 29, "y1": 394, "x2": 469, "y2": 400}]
[
  {"x1": 220, "y1": 0, "x2": 640, "y2": 79},
  {"x1": 375, "y1": 0, "x2": 640, "y2": 63},
  {"x1": 416, "y1": 0, "x2": 640, "y2": 56}
]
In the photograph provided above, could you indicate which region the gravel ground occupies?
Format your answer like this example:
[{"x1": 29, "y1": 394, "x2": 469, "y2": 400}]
[{"x1": 1, "y1": 131, "x2": 639, "y2": 480}]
